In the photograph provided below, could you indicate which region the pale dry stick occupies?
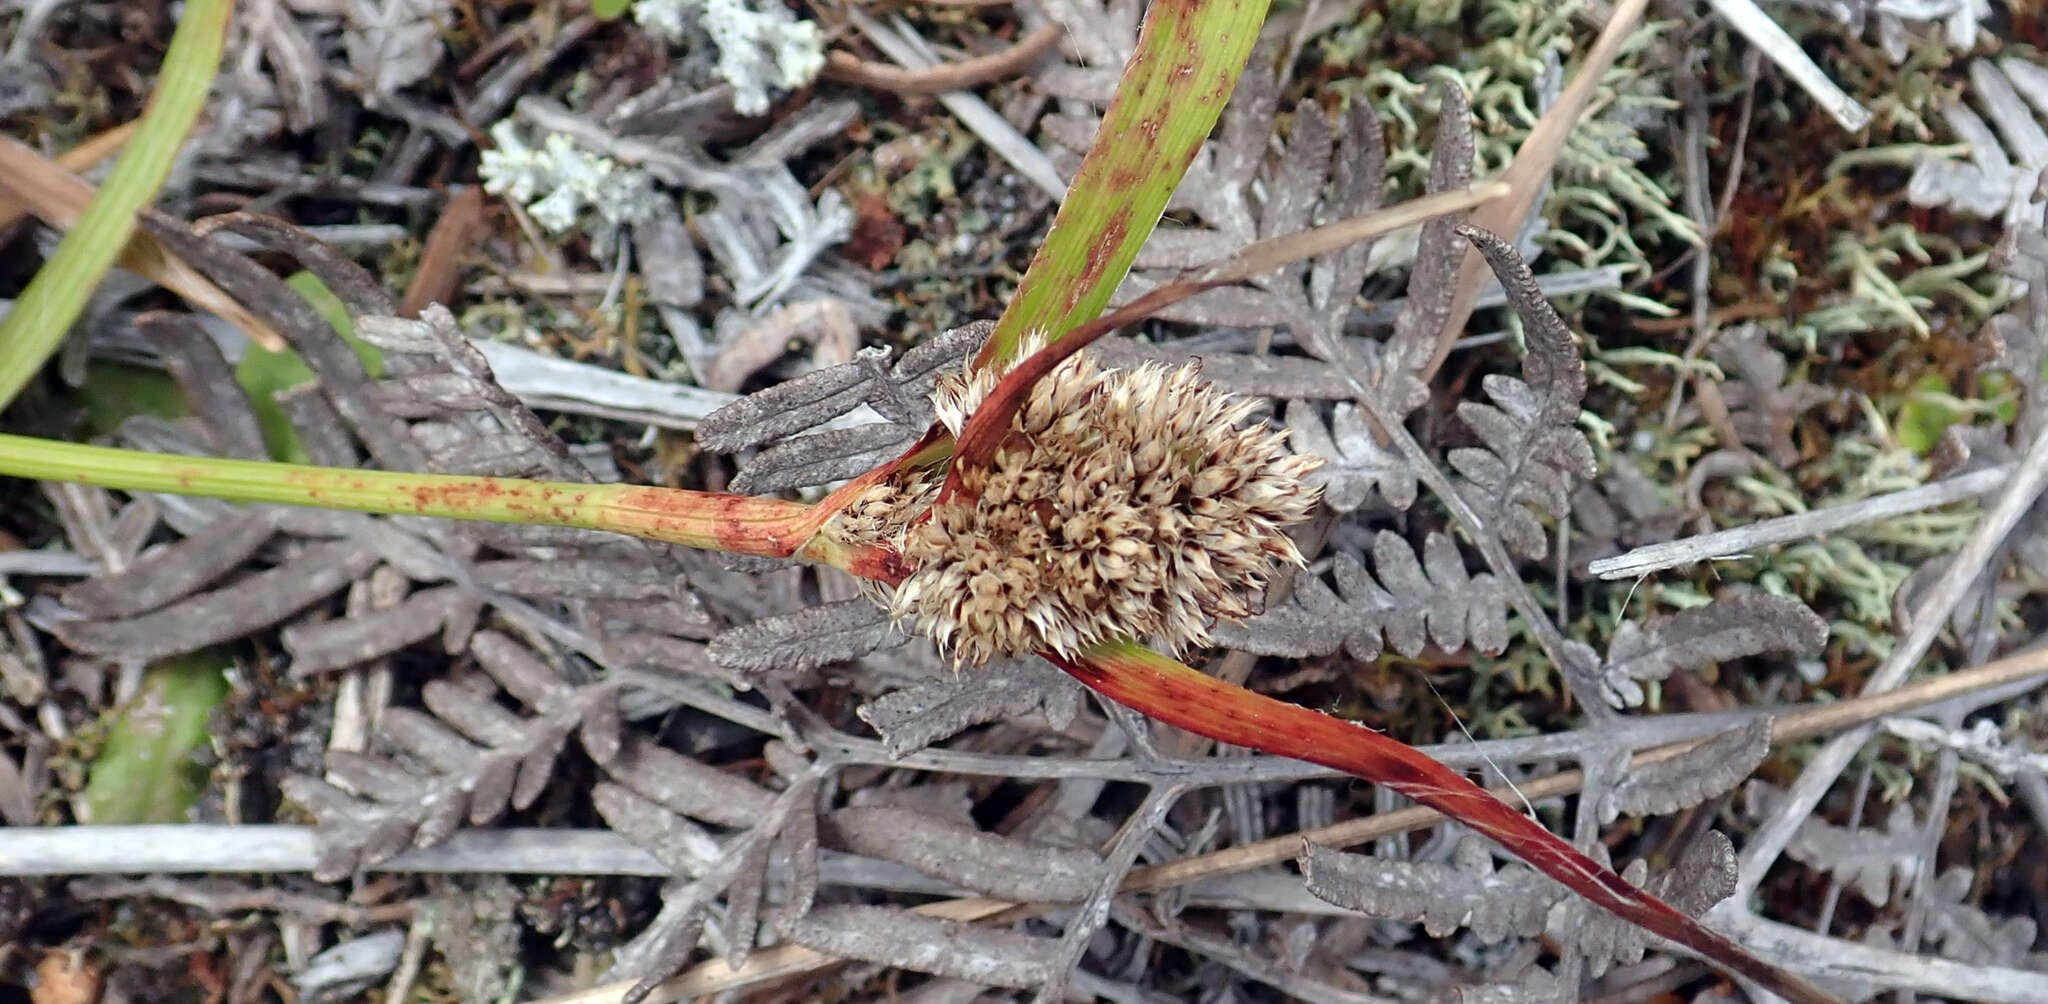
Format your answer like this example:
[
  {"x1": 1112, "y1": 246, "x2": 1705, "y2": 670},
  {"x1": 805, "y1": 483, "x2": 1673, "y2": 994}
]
[
  {"x1": 1705, "y1": 0, "x2": 1871, "y2": 132},
  {"x1": 0, "y1": 826, "x2": 673, "y2": 877},
  {"x1": 845, "y1": 6, "x2": 1067, "y2": 200},
  {"x1": 538, "y1": 642, "x2": 2048, "y2": 1004},
  {"x1": 1422, "y1": 0, "x2": 1649, "y2": 381},
  {"x1": 1707, "y1": 906, "x2": 2048, "y2": 1003},
  {"x1": 1735, "y1": 421, "x2": 2048, "y2": 900},
  {"x1": 1588, "y1": 464, "x2": 2013, "y2": 580},
  {"x1": 822, "y1": 21, "x2": 1065, "y2": 95}
]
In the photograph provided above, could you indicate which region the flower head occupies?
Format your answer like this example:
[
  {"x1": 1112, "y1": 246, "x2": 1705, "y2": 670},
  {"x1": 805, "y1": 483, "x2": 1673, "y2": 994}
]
[{"x1": 866, "y1": 344, "x2": 1323, "y2": 666}]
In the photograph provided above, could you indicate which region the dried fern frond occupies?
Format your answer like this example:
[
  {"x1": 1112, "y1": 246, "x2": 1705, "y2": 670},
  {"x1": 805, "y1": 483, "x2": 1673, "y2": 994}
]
[
  {"x1": 1747, "y1": 780, "x2": 1921, "y2": 907},
  {"x1": 1446, "y1": 225, "x2": 1597, "y2": 560},
  {"x1": 599, "y1": 767, "x2": 828, "y2": 985},
  {"x1": 1601, "y1": 593, "x2": 1829, "y2": 707},
  {"x1": 1301, "y1": 836, "x2": 1556, "y2": 944},
  {"x1": 282, "y1": 629, "x2": 626, "y2": 879},
  {"x1": 1305, "y1": 830, "x2": 1745, "y2": 982},
  {"x1": 855, "y1": 657, "x2": 1083, "y2": 757},
  {"x1": 821, "y1": 805, "x2": 1108, "y2": 903},
  {"x1": 704, "y1": 321, "x2": 991, "y2": 450},
  {"x1": 1555, "y1": 830, "x2": 1740, "y2": 979},
  {"x1": 1908, "y1": 59, "x2": 2048, "y2": 224},
  {"x1": 786, "y1": 905, "x2": 1058, "y2": 990},
  {"x1": 56, "y1": 540, "x2": 382, "y2": 662},
  {"x1": 1598, "y1": 716, "x2": 1773, "y2": 824},
  {"x1": 706, "y1": 598, "x2": 907, "y2": 676},
  {"x1": 1284, "y1": 400, "x2": 1417, "y2": 513},
  {"x1": 1918, "y1": 867, "x2": 2044, "y2": 967},
  {"x1": 1214, "y1": 530, "x2": 1510, "y2": 661},
  {"x1": 1705, "y1": 324, "x2": 1834, "y2": 468},
  {"x1": 1983, "y1": 176, "x2": 2048, "y2": 435}
]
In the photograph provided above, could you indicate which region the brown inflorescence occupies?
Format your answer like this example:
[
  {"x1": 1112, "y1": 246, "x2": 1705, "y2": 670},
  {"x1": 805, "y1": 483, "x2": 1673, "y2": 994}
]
[{"x1": 852, "y1": 342, "x2": 1323, "y2": 666}]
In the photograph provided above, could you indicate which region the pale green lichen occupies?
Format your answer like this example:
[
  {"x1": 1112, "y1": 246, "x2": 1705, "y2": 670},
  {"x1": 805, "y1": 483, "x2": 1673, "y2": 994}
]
[
  {"x1": 478, "y1": 123, "x2": 664, "y2": 233},
  {"x1": 633, "y1": 0, "x2": 825, "y2": 116}
]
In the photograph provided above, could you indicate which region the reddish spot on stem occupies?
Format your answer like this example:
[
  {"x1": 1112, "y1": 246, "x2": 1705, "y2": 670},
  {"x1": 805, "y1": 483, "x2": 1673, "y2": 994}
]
[
  {"x1": 1078, "y1": 212, "x2": 1131, "y2": 295},
  {"x1": 1161, "y1": 0, "x2": 1200, "y2": 45},
  {"x1": 842, "y1": 543, "x2": 912, "y2": 587},
  {"x1": 408, "y1": 476, "x2": 507, "y2": 515}
]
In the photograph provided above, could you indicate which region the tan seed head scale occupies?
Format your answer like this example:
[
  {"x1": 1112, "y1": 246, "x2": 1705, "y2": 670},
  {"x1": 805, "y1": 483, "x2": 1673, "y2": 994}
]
[{"x1": 886, "y1": 342, "x2": 1325, "y2": 666}]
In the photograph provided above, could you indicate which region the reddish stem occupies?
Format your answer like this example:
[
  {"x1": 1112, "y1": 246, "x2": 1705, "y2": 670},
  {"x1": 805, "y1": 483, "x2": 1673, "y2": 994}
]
[{"x1": 1046, "y1": 646, "x2": 1840, "y2": 1004}]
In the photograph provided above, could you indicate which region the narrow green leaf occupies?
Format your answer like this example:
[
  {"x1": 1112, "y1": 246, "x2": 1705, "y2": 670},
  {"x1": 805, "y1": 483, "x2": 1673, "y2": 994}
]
[
  {"x1": 81, "y1": 650, "x2": 231, "y2": 824},
  {"x1": 0, "y1": 0, "x2": 233, "y2": 410},
  {"x1": 76, "y1": 362, "x2": 189, "y2": 437},
  {"x1": 985, "y1": 0, "x2": 1272, "y2": 365}
]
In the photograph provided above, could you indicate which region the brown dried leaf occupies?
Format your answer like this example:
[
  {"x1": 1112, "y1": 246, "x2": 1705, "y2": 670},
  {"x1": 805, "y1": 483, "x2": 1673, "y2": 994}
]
[
  {"x1": 1601, "y1": 717, "x2": 1772, "y2": 823},
  {"x1": 823, "y1": 806, "x2": 1107, "y2": 903},
  {"x1": 786, "y1": 905, "x2": 1059, "y2": 990},
  {"x1": 1602, "y1": 593, "x2": 1827, "y2": 707},
  {"x1": 602, "y1": 734, "x2": 776, "y2": 829},
  {"x1": 1446, "y1": 226, "x2": 1597, "y2": 560}
]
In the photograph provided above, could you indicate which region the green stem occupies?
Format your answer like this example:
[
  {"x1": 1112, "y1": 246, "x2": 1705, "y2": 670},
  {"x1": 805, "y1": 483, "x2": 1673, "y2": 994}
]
[
  {"x1": 0, "y1": 434, "x2": 824, "y2": 558},
  {"x1": 0, "y1": 0, "x2": 234, "y2": 410}
]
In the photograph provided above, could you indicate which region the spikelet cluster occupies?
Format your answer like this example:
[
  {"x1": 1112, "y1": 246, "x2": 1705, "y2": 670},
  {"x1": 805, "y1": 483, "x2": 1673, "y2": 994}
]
[{"x1": 887, "y1": 348, "x2": 1325, "y2": 666}]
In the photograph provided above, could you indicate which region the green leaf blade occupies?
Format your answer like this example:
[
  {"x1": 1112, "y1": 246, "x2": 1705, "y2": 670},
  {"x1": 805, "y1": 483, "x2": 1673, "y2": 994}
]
[
  {"x1": 0, "y1": 0, "x2": 233, "y2": 411},
  {"x1": 986, "y1": 0, "x2": 1273, "y2": 365},
  {"x1": 81, "y1": 650, "x2": 231, "y2": 824}
]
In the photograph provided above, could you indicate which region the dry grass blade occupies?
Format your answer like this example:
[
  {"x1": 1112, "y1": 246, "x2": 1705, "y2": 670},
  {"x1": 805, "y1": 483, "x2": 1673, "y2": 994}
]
[
  {"x1": 0, "y1": 120, "x2": 134, "y2": 229},
  {"x1": 1421, "y1": 0, "x2": 1650, "y2": 380},
  {"x1": 0, "y1": 136, "x2": 283, "y2": 351}
]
